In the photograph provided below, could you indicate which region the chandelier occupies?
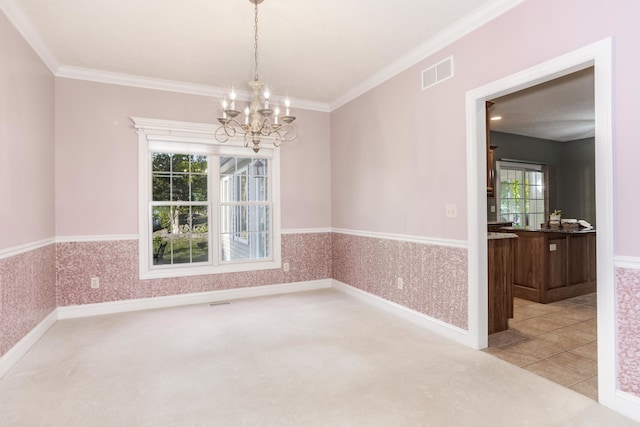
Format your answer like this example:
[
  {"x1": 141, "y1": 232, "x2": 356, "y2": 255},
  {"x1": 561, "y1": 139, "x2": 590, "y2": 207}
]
[{"x1": 215, "y1": 0, "x2": 298, "y2": 153}]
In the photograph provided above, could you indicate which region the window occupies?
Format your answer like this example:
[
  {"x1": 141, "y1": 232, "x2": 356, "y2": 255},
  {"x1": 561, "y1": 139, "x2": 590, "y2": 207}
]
[
  {"x1": 133, "y1": 117, "x2": 281, "y2": 279},
  {"x1": 496, "y1": 161, "x2": 546, "y2": 228},
  {"x1": 151, "y1": 153, "x2": 209, "y2": 266},
  {"x1": 219, "y1": 157, "x2": 270, "y2": 261}
]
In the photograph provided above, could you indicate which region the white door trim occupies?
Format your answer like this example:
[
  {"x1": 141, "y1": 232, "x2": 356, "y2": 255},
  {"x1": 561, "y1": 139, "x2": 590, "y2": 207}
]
[{"x1": 465, "y1": 38, "x2": 615, "y2": 409}]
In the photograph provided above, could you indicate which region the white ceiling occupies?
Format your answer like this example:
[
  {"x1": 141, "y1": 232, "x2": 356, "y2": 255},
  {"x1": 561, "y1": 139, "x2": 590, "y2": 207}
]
[
  {"x1": 489, "y1": 67, "x2": 595, "y2": 142},
  {"x1": 2, "y1": 0, "x2": 518, "y2": 108},
  {"x1": 2, "y1": 0, "x2": 593, "y2": 141}
]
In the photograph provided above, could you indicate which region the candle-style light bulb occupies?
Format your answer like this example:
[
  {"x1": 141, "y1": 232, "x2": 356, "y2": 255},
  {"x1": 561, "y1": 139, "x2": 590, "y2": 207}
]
[
  {"x1": 244, "y1": 106, "x2": 250, "y2": 125},
  {"x1": 274, "y1": 107, "x2": 280, "y2": 124},
  {"x1": 230, "y1": 90, "x2": 237, "y2": 110},
  {"x1": 285, "y1": 98, "x2": 291, "y2": 116},
  {"x1": 222, "y1": 99, "x2": 228, "y2": 119},
  {"x1": 264, "y1": 89, "x2": 270, "y2": 109}
]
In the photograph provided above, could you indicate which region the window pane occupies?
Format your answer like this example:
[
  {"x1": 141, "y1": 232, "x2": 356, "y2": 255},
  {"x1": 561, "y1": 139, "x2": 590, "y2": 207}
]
[
  {"x1": 152, "y1": 206, "x2": 171, "y2": 265},
  {"x1": 152, "y1": 235, "x2": 170, "y2": 265},
  {"x1": 153, "y1": 173, "x2": 171, "y2": 201},
  {"x1": 220, "y1": 205, "x2": 232, "y2": 234},
  {"x1": 171, "y1": 206, "x2": 192, "y2": 264},
  {"x1": 192, "y1": 206, "x2": 209, "y2": 263},
  {"x1": 152, "y1": 153, "x2": 171, "y2": 172},
  {"x1": 192, "y1": 155, "x2": 207, "y2": 173},
  {"x1": 251, "y1": 177, "x2": 268, "y2": 202},
  {"x1": 172, "y1": 175, "x2": 189, "y2": 201},
  {"x1": 219, "y1": 203, "x2": 271, "y2": 262},
  {"x1": 172, "y1": 154, "x2": 191, "y2": 173},
  {"x1": 191, "y1": 174, "x2": 208, "y2": 201},
  {"x1": 250, "y1": 158, "x2": 268, "y2": 177},
  {"x1": 498, "y1": 164, "x2": 545, "y2": 230},
  {"x1": 249, "y1": 205, "x2": 270, "y2": 232}
]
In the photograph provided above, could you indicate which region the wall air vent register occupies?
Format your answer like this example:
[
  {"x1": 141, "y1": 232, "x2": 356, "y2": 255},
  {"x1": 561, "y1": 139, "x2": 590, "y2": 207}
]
[{"x1": 422, "y1": 56, "x2": 454, "y2": 90}]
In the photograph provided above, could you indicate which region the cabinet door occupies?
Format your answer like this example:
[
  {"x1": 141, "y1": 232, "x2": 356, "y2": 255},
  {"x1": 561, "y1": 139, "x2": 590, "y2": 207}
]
[
  {"x1": 568, "y1": 235, "x2": 590, "y2": 285},
  {"x1": 547, "y1": 237, "x2": 567, "y2": 289},
  {"x1": 486, "y1": 102, "x2": 495, "y2": 197},
  {"x1": 513, "y1": 234, "x2": 545, "y2": 290}
]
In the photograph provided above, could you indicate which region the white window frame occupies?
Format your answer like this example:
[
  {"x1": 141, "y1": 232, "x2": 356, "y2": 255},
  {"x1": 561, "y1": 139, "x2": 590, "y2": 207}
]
[
  {"x1": 495, "y1": 160, "x2": 546, "y2": 228},
  {"x1": 133, "y1": 117, "x2": 281, "y2": 280}
]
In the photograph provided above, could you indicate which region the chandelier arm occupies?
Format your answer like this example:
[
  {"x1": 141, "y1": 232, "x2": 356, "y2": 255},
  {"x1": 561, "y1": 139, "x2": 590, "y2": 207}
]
[
  {"x1": 272, "y1": 134, "x2": 282, "y2": 147},
  {"x1": 223, "y1": 118, "x2": 245, "y2": 137},
  {"x1": 259, "y1": 118, "x2": 272, "y2": 136},
  {"x1": 275, "y1": 124, "x2": 298, "y2": 142},
  {"x1": 215, "y1": 0, "x2": 298, "y2": 153},
  {"x1": 215, "y1": 126, "x2": 231, "y2": 143}
]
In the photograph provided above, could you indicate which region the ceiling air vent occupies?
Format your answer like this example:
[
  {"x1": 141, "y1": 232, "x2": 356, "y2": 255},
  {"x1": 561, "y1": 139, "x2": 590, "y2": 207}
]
[{"x1": 422, "y1": 56, "x2": 454, "y2": 90}]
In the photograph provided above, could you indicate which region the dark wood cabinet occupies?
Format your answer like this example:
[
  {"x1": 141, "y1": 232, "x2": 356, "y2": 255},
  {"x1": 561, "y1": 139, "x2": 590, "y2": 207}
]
[
  {"x1": 486, "y1": 102, "x2": 496, "y2": 197},
  {"x1": 488, "y1": 235, "x2": 515, "y2": 334},
  {"x1": 509, "y1": 229, "x2": 596, "y2": 303}
]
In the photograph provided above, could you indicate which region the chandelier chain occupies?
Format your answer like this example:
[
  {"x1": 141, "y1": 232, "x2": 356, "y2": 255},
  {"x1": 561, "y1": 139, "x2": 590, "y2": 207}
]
[
  {"x1": 215, "y1": 0, "x2": 298, "y2": 153},
  {"x1": 253, "y1": 1, "x2": 259, "y2": 82}
]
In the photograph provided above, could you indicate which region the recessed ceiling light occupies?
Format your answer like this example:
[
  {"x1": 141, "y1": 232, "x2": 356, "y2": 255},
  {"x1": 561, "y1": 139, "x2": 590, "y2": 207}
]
[{"x1": 490, "y1": 116, "x2": 502, "y2": 121}]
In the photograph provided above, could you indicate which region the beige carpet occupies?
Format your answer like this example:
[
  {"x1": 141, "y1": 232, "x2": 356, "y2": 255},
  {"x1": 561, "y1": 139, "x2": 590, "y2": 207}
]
[{"x1": 0, "y1": 288, "x2": 636, "y2": 426}]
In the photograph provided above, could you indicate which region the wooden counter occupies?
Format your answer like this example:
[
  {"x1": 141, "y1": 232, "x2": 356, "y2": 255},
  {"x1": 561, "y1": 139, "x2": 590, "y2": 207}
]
[{"x1": 501, "y1": 228, "x2": 596, "y2": 304}]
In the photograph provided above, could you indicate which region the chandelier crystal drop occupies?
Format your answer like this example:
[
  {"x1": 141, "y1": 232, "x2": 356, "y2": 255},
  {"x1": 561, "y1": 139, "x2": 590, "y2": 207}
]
[{"x1": 215, "y1": 0, "x2": 297, "y2": 153}]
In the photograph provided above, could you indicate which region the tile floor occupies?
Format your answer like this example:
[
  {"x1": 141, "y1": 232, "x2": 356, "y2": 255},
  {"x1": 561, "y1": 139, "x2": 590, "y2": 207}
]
[{"x1": 484, "y1": 292, "x2": 598, "y2": 400}]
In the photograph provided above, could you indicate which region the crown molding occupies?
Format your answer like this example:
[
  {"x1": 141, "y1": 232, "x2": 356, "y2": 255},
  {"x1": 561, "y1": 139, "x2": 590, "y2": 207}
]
[
  {"x1": 329, "y1": 0, "x2": 526, "y2": 110},
  {"x1": 3, "y1": 0, "x2": 520, "y2": 114},
  {"x1": 0, "y1": 0, "x2": 59, "y2": 73},
  {"x1": 57, "y1": 65, "x2": 224, "y2": 96},
  {"x1": 56, "y1": 65, "x2": 331, "y2": 113}
]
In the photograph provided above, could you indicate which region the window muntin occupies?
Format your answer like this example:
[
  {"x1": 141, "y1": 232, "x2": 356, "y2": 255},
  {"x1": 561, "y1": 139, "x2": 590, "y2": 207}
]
[{"x1": 497, "y1": 161, "x2": 546, "y2": 229}]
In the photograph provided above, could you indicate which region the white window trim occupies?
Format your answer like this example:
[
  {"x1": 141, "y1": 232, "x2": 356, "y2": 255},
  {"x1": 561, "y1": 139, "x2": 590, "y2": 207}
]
[
  {"x1": 495, "y1": 160, "x2": 546, "y2": 225},
  {"x1": 132, "y1": 117, "x2": 281, "y2": 280}
]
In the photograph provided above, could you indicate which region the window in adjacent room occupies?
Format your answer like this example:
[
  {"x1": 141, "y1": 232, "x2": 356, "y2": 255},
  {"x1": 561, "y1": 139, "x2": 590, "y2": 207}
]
[{"x1": 496, "y1": 161, "x2": 546, "y2": 228}]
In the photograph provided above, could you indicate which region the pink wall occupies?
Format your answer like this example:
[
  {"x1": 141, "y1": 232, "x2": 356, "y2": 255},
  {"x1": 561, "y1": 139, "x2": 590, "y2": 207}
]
[
  {"x1": 3, "y1": 0, "x2": 640, "y2": 406},
  {"x1": 0, "y1": 12, "x2": 55, "y2": 250},
  {"x1": 0, "y1": 12, "x2": 57, "y2": 358},
  {"x1": 330, "y1": 0, "x2": 640, "y2": 400},
  {"x1": 331, "y1": 0, "x2": 640, "y2": 255},
  {"x1": 0, "y1": 246, "x2": 56, "y2": 356},
  {"x1": 54, "y1": 78, "x2": 332, "y2": 237},
  {"x1": 332, "y1": 233, "x2": 468, "y2": 329},
  {"x1": 56, "y1": 233, "x2": 331, "y2": 306},
  {"x1": 616, "y1": 268, "x2": 640, "y2": 396}
]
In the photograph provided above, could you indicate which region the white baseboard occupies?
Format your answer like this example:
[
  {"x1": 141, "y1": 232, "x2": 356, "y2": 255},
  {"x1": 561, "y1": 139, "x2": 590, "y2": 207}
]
[
  {"x1": 617, "y1": 390, "x2": 640, "y2": 423},
  {"x1": 0, "y1": 310, "x2": 58, "y2": 378},
  {"x1": 331, "y1": 280, "x2": 470, "y2": 347},
  {"x1": 57, "y1": 279, "x2": 332, "y2": 319}
]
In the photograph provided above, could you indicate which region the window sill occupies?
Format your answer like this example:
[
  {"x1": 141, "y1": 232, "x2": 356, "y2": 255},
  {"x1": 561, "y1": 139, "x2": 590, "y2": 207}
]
[{"x1": 140, "y1": 259, "x2": 282, "y2": 280}]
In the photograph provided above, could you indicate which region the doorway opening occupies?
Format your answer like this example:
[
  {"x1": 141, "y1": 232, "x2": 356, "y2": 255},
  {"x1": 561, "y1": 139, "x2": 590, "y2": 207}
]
[
  {"x1": 465, "y1": 38, "x2": 615, "y2": 409},
  {"x1": 485, "y1": 69, "x2": 597, "y2": 398}
]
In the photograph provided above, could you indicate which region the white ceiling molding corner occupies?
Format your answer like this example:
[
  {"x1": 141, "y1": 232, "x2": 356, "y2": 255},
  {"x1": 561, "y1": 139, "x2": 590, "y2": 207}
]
[
  {"x1": 56, "y1": 65, "x2": 332, "y2": 113},
  {"x1": 0, "y1": 0, "x2": 59, "y2": 73},
  {"x1": 329, "y1": 0, "x2": 527, "y2": 111},
  {"x1": 56, "y1": 65, "x2": 225, "y2": 98}
]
